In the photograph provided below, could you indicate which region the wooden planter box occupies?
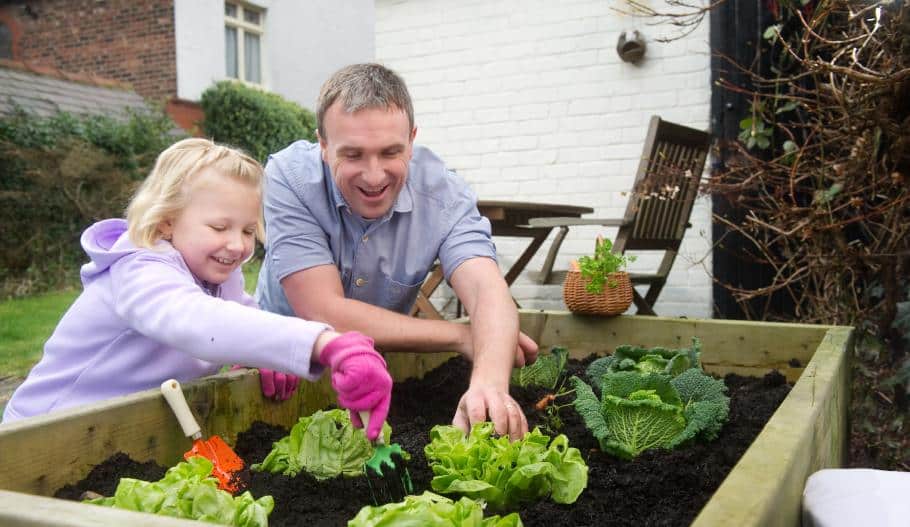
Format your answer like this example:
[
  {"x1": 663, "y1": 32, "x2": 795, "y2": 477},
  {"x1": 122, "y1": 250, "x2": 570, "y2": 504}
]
[{"x1": 0, "y1": 311, "x2": 853, "y2": 526}]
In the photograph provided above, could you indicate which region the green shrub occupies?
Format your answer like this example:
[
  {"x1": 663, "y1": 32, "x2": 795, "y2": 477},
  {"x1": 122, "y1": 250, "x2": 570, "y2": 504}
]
[
  {"x1": 0, "y1": 107, "x2": 183, "y2": 298},
  {"x1": 200, "y1": 81, "x2": 316, "y2": 162}
]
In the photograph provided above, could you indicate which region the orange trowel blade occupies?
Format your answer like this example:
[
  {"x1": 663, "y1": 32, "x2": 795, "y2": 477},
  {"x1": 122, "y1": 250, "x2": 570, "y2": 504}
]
[{"x1": 184, "y1": 435, "x2": 248, "y2": 494}]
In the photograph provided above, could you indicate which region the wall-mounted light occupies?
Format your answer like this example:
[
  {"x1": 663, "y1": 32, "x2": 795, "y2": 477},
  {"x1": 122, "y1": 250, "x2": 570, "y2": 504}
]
[{"x1": 617, "y1": 30, "x2": 647, "y2": 63}]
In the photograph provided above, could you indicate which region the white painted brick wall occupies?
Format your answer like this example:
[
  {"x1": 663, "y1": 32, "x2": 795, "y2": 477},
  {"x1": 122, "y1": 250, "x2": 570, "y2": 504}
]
[{"x1": 376, "y1": 0, "x2": 714, "y2": 318}]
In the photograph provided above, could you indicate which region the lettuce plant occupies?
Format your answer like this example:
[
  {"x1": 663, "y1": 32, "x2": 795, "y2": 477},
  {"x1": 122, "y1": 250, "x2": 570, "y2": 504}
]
[
  {"x1": 510, "y1": 346, "x2": 568, "y2": 390},
  {"x1": 86, "y1": 456, "x2": 273, "y2": 527},
  {"x1": 424, "y1": 423, "x2": 588, "y2": 512},
  {"x1": 349, "y1": 491, "x2": 524, "y2": 527},
  {"x1": 572, "y1": 367, "x2": 729, "y2": 460},
  {"x1": 252, "y1": 409, "x2": 390, "y2": 480},
  {"x1": 586, "y1": 337, "x2": 702, "y2": 380}
]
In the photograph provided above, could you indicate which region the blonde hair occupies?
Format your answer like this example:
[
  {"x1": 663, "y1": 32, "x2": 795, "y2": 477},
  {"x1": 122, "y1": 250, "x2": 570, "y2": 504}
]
[
  {"x1": 316, "y1": 63, "x2": 414, "y2": 140},
  {"x1": 126, "y1": 138, "x2": 265, "y2": 248}
]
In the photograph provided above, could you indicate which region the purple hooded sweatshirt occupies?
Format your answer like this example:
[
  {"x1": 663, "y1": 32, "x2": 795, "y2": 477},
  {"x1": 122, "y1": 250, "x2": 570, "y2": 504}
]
[{"x1": 2, "y1": 219, "x2": 330, "y2": 423}]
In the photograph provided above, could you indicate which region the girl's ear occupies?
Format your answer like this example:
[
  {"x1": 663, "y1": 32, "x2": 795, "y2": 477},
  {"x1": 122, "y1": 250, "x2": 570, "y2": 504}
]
[{"x1": 158, "y1": 220, "x2": 174, "y2": 241}]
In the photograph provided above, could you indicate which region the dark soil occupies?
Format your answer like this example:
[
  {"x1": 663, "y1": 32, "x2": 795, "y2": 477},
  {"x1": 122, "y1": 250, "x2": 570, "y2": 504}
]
[{"x1": 56, "y1": 356, "x2": 791, "y2": 526}]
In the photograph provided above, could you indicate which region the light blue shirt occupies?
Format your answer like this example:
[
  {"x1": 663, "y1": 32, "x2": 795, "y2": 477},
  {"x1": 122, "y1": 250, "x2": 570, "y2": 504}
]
[{"x1": 255, "y1": 140, "x2": 496, "y2": 315}]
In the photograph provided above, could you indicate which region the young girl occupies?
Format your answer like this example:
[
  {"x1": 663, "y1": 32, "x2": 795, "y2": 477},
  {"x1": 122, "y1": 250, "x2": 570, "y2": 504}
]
[{"x1": 2, "y1": 138, "x2": 391, "y2": 440}]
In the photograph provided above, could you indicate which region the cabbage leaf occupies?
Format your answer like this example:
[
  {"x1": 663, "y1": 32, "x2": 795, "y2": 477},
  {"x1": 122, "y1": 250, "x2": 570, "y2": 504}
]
[
  {"x1": 586, "y1": 337, "x2": 702, "y2": 381},
  {"x1": 572, "y1": 365, "x2": 730, "y2": 460},
  {"x1": 510, "y1": 346, "x2": 568, "y2": 389}
]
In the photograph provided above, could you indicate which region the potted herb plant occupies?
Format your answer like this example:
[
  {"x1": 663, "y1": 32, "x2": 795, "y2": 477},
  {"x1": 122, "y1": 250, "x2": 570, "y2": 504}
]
[{"x1": 563, "y1": 235, "x2": 635, "y2": 315}]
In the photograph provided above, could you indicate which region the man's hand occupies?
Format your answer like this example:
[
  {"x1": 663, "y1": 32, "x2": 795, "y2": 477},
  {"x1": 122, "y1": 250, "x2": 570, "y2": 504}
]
[
  {"x1": 458, "y1": 329, "x2": 540, "y2": 368},
  {"x1": 452, "y1": 384, "x2": 528, "y2": 441},
  {"x1": 516, "y1": 331, "x2": 539, "y2": 367}
]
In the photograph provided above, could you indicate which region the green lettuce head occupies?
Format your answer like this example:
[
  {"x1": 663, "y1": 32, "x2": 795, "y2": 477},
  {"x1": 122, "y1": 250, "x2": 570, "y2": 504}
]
[{"x1": 252, "y1": 408, "x2": 390, "y2": 479}]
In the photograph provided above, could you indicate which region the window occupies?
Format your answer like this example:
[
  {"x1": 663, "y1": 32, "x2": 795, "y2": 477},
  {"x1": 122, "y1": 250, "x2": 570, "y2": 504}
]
[
  {"x1": 224, "y1": 2, "x2": 263, "y2": 84},
  {"x1": 0, "y1": 22, "x2": 12, "y2": 59}
]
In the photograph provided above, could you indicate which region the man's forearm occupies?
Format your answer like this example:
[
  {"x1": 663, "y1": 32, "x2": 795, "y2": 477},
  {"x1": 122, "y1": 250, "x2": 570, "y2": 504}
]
[
  {"x1": 451, "y1": 259, "x2": 519, "y2": 390},
  {"x1": 281, "y1": 266, "x2": 470, "y2": 354},
  {"x1": 301, "y1": 295, "x2": 468, "y2": 354},
  {"x1": 464, "y1": 287, "x2": 518, "y2": 390}
]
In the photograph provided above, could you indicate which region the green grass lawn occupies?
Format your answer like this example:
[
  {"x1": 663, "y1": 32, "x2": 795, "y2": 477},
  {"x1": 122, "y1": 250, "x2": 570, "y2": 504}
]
[
  {"x1": 0, "y1": 260, "x2": 261, "y2": 380},
  {"x1": 0, "y1": 289, "x2": 80, "y2": 379}
]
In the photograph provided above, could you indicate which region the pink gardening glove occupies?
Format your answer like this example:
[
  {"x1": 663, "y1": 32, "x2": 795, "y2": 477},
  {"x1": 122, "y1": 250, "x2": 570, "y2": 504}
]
[
  {"x1": 231, "y1": 365, "x2": 299, "y2": 401},
  {"x1": 317, "y1": 331, "x2": 392, "y2": 441}
]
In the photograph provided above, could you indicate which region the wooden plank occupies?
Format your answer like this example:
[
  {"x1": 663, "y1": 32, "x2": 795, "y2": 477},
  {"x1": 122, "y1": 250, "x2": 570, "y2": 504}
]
[
  {"x1": 537, "y1": 225, "x2": 568, "y2": 285},
  {"x1": 526, "y1": 217, "x2": 627, "y2": 228},
  {"x1": 0, "y1": 490, "x2": 202, "y2": 526},
  {"x1": 478, "y1": 200, "x2": 594, "y2": 217},
  {"x1": 0, "y1": 370, "x2": 335, "y2": 496},
  {"x1": 692, "y1": 326, "x2": 853, "y2": 527},
  {"x1": 528, "y1": 311, "x2": 829, "y2": 383},
  {"x1": 411, "y1": 291, "x2": 444, "y2": 319},
  {"x1": 504, "y1": 232, "x2": 548, "y2": 285}
]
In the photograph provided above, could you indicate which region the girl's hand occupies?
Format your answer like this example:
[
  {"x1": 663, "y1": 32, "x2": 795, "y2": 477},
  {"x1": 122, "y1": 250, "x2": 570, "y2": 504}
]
[
  {"x1": 317, "y1": 331, "x2": 392, "y2": 441},
  {"x1": 230, "y1": 365, "x2": 299, "y2": 401},
  {"x1": 259, "y1": 368, "x2": 299, "y2": 401}
]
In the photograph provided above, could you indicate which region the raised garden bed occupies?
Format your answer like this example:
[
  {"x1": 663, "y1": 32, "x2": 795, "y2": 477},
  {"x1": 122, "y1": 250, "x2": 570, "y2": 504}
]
[
  {"x1": 0, "y1": 311, "x2": 853, "y2": 526},
  {"x1": 55, "y1": 355, "x2": 791, "y2": 526}
]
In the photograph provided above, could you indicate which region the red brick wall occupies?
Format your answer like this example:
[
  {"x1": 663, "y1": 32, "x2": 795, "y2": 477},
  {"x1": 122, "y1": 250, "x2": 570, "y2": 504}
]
[
  {"x1": 166, "y1": 98, "x2": 204, "y2": 136},
  {"x1": 9, "y1": 0, "x2": 176, "y2": 102}
]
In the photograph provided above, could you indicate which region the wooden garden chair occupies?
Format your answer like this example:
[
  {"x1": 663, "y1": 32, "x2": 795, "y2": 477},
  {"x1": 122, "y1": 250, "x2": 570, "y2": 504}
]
[{"x1": 527, "y1": 115, "x2": 712, "y2": 315}]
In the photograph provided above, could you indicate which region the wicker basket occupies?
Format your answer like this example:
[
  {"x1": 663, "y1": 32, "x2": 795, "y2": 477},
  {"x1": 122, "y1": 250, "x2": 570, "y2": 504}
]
[{"x1": 563, "y1": 270, "x2": 633, "y2": 316}]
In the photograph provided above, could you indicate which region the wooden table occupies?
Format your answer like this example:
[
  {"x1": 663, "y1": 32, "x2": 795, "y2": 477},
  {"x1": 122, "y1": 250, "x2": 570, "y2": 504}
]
[{"x1": 410, "y1": 200, "x2": 594, "y2": 319}]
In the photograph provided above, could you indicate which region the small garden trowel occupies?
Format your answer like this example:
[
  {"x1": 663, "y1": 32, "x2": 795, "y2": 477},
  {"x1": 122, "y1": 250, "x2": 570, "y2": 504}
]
[
  {"x1": 359, "y1": 410, "x2": 413, "y2": 504},
  {"x1": 160, "y1": 379, "x2": 249, "y2": 494}
]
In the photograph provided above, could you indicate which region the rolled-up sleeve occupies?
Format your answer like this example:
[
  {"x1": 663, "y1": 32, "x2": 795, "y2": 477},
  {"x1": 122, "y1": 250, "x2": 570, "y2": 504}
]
[
  {"x1": 263, "y1": 156, "x2": 335, "y2": 282},
  {"x1": 438, "y1": 184, "x2": 497, "y2": 282}
]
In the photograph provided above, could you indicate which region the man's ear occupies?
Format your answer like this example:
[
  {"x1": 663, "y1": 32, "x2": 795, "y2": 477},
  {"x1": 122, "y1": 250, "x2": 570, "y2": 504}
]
[
  {"x1": 409, "y1": 126, "x2": 418, "y2": 144},
  {"x1": 317, "y1": 130, "x2": 328, "y2": 162}
]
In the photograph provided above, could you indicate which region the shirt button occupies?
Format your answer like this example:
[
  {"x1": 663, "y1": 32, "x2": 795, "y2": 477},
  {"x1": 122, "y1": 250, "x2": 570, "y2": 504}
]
[
  {"x1": 362, "y1": 235, "x2": 369, "y2": 242},
  {"x1": 355, "y1": 277, "x2": 366, "y2": 287}
]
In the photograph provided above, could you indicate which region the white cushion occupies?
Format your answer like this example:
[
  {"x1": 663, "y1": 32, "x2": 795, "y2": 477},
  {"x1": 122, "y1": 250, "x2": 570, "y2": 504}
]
[{"x1": 802, "y1": 468, "x2": 910, "y2": 527}]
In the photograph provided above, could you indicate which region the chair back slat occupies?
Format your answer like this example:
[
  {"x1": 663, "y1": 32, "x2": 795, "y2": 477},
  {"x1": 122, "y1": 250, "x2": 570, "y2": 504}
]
[{"x1": 622, "y1": 116, "x2": 710, "y2": 251}]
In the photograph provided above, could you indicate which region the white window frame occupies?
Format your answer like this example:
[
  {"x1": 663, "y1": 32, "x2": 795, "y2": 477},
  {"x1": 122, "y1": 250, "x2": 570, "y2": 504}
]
[{"x1": 224, "y1": 1, "x2": 265, "y2": 85}]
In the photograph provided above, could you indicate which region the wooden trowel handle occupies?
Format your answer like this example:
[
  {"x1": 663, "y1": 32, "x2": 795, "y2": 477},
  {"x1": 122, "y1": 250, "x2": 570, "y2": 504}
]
[
  {"x1": 161, "y1": 379, "x2": 202, "y2": 440},
  {"x1": 358, "y1": 410, "x2": 384, "y2": 445}
]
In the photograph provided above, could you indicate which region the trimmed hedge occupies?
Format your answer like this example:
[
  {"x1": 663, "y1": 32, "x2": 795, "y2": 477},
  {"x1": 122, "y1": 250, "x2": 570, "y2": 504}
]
[{"x1": 200, "y1": 81, "x2": 316, "y2": 162}]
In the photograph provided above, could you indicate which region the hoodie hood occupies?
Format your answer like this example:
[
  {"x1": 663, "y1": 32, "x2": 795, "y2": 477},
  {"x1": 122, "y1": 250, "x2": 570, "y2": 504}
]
[{"x1": 79, "y1": 219, "x2": 144, "y2": 286}]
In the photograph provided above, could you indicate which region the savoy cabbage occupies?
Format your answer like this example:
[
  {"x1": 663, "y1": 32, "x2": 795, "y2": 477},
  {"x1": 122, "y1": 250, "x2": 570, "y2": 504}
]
[
  {"x1": 586, "y1": 337, "x2": 702, "y2": 381},
  {"x1": 572, "y1": 365, "x2": 729, "y2": 459},
  {"x1": 510, "y1": 346, "x2": 568, "y2": 389}
]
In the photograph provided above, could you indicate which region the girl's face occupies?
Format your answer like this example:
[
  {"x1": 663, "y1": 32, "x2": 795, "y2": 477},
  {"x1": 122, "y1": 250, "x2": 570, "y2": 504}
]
[{"x1": 159, "y1": 167, "x2": 260, "y2": 286}]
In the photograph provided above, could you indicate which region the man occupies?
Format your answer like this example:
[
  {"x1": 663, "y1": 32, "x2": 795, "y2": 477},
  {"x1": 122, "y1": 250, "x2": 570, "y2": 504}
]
[{"x1": 255, "y1": 63, "x2": 538, "y2": 440}]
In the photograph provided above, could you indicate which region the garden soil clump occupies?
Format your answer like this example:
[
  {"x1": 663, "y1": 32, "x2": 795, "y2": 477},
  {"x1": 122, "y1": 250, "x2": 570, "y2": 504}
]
[{"x1": 57, "y1": 356, "x2": 790, "y2": 526}]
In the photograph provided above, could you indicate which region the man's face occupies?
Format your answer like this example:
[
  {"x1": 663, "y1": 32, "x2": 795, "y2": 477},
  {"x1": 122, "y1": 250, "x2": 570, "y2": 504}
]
[{"x1": 319, "y1": 101, "x2": 416, "y2": 219}]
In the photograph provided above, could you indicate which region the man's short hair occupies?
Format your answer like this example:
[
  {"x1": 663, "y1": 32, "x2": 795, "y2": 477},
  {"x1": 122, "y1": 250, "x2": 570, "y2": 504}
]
[{"x1": 316, "y1": 63, "x2": 414, "y2": 139}]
